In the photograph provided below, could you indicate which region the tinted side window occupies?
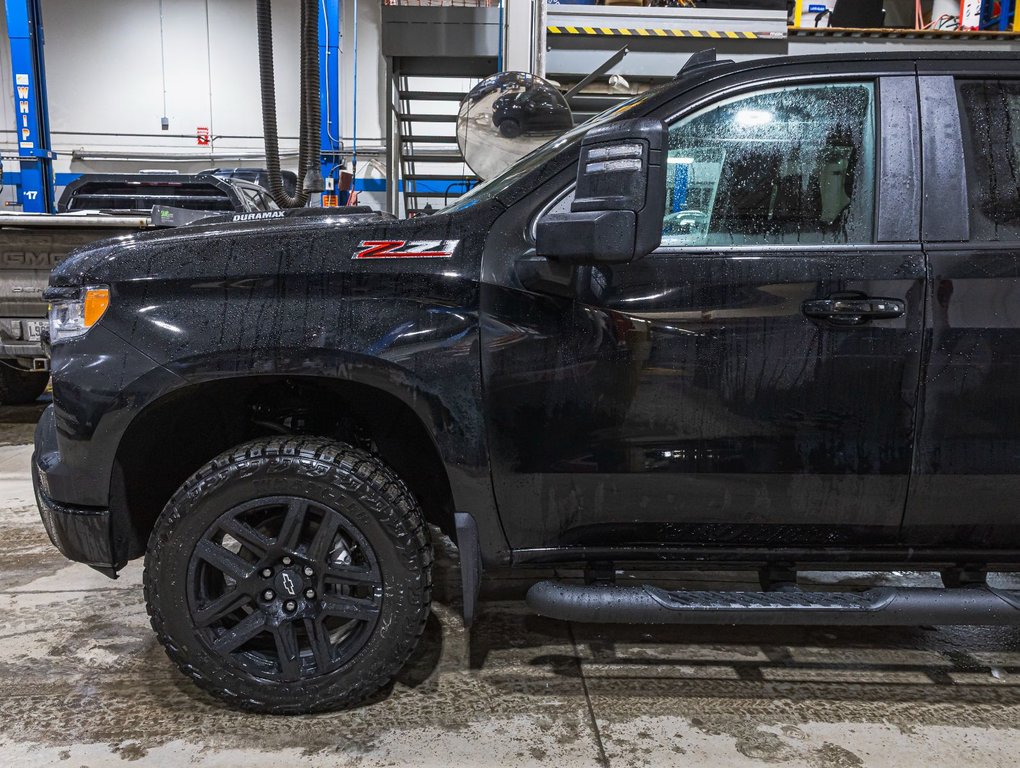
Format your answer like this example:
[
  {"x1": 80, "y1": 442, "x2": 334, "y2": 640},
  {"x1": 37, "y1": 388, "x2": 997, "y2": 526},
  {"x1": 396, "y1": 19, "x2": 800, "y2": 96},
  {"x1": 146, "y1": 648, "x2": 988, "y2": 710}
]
[
  {"x1": 663, "y1": 82, "x2": 877, "y2": 247},
  {"x1": 239, "y1": 187, "x2": 261, "y2": 210},
  {"x1": 958, "y1": 80, "x2": 1020, "y2": 242}
]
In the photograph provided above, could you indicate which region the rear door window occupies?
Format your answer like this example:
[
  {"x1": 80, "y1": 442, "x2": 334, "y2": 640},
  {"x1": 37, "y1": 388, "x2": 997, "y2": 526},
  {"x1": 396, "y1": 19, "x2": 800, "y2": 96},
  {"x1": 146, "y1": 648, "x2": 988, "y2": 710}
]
[
  {"x1": 663, "y1": 82, "x2": 877, "y2": 247},
  {"x1": 957, "y1": 80, "x2": 1020, "y2": 242}
]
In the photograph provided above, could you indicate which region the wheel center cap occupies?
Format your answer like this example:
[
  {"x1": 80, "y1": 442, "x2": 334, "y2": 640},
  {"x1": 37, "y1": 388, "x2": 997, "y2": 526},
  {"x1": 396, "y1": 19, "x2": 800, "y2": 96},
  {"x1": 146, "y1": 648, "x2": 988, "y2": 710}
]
[{"x1": 274, "y1": 569, "x2": 304, "y2": 598}]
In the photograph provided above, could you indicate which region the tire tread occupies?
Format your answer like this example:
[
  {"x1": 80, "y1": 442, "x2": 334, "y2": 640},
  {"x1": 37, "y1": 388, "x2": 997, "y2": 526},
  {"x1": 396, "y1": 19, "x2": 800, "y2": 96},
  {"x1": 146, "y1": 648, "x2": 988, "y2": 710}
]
[{"x1": 143, "y1": 436, "x2": 432, "y2": 714}]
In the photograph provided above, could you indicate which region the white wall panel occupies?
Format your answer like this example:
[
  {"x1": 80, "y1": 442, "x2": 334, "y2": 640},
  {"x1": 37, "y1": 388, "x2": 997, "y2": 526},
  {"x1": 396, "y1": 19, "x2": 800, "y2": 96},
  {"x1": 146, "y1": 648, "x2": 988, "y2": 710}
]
[
  {"x1": 0, "y1": 0, "x2": 395, "y2": 205},
  {"x1": 207, "y1": 0, "x2": 301, "y2": 143},
  {"x1": 339, "y1": 0, "x2": 382, "y2": 147},
  {"x1": 43, "y1": 0, "x2": 165, "y2": 136},
  {"x1": 161, "y1": 0, "x2": 214, "y2": 140},
  {"x1": 0, "y1": 10, "x2": 15, "y2": 151},
  {"x1": 37, "y1": 0, "x2": 308, "y2": 181}
]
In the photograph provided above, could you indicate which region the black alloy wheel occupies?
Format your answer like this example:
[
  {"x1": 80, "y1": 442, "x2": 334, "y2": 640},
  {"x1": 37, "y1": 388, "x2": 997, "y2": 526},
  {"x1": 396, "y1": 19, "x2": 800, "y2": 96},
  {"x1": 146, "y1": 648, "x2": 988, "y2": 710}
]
[
  {"x1": 145, "y1": 438, "x2": 432, "y2": 713},
  {"x1": 187, "y1": 496, "x2": 383, "y2": 682}
]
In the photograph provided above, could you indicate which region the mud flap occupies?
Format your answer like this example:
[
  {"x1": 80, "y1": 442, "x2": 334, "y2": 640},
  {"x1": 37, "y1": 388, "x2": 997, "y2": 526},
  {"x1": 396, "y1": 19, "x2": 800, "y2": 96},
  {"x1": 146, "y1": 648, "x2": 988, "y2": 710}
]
[{"x1": 454, "y1": 512, "x2": 483, "y2": 628}]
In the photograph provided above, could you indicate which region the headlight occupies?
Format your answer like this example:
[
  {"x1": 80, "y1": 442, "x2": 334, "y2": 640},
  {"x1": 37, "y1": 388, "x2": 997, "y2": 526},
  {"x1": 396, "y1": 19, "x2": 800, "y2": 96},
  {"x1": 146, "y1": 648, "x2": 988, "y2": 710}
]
[{"x1": 48, "y1": 286, "x2": 110, "y2": 343}]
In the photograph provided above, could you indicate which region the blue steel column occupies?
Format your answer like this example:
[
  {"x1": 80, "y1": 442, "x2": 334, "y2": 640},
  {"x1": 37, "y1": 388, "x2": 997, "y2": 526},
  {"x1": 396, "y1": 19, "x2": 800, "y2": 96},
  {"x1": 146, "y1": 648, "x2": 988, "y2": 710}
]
[
  {"x1": 5, "y1": 0, "x2": 54, "y2": 213},
  {"x1": 319, "y1": 0, "x2": 342, "y2": 205}
]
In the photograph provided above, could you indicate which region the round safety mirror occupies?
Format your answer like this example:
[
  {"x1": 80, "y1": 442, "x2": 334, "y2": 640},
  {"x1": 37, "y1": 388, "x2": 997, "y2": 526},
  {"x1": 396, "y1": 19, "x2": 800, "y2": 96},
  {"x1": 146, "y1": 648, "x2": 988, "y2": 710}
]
[{"x1": 457, "y1": 72, "x2": 574, "y2": 181}]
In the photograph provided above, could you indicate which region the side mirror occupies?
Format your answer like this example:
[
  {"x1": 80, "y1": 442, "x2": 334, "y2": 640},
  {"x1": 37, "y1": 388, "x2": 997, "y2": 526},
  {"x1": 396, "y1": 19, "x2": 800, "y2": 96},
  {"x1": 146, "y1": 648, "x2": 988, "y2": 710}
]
[{"x1": 536, "y1": 117, "x2": 667, "y2": 264}]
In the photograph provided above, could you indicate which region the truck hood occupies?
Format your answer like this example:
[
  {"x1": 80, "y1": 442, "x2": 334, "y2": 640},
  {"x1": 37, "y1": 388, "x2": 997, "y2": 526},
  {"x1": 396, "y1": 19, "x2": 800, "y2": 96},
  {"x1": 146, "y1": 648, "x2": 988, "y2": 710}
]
[{"x1": 48, "y1": 209, "x2": 398, "y2": 288}]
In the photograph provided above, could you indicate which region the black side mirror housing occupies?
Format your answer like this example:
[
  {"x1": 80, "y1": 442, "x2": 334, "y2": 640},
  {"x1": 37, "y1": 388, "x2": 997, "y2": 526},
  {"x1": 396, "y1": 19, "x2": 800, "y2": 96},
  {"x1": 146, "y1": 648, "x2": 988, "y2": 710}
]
[{"x1": 536, "y1": 117, "x2": 667, "y2": 264}]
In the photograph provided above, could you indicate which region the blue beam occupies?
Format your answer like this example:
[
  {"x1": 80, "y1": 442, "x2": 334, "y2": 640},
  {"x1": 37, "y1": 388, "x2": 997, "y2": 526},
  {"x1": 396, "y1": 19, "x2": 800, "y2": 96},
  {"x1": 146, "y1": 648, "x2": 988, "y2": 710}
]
[
  {"x1": 319, "y1": 0, "x2": 342, "y2": 205},
  {"x1": 5, "y1": 0, "x2": 54, "y2": 213}
]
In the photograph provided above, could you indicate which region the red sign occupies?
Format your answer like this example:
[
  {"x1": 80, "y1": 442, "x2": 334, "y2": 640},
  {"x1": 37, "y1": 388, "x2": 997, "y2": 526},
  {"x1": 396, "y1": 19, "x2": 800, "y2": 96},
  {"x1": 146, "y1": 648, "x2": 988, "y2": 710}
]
[{"x1": 196, "y1": 126, "x2": 210, "y2": 146}]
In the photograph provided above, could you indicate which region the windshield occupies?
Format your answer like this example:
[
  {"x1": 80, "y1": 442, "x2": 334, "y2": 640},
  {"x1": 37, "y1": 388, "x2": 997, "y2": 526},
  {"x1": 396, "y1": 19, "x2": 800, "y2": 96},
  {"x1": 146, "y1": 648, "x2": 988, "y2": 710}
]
[{"x1": 439, "y1": 86, "x2": 666, "y2": 215}]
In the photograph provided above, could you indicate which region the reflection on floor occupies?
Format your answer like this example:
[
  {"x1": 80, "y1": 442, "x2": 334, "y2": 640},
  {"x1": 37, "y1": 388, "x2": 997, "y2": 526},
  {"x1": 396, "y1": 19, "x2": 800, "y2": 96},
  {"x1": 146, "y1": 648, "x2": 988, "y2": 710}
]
[{"x1": 1, "y1": 402, "x2": 1018, "y2": 767}]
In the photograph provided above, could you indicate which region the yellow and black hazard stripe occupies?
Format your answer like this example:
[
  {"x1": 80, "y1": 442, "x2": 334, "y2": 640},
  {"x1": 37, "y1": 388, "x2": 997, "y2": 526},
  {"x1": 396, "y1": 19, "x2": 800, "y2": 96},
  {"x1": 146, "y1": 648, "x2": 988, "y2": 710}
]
[{"x1": 547, "y1": 25, "x2": 777, "y2": 40}]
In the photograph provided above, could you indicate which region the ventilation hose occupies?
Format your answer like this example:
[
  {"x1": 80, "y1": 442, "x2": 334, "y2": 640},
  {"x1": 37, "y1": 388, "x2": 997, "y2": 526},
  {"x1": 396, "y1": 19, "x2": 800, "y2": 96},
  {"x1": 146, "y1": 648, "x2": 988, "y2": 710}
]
[
  {"x1": 300, "y1": 2, "x2": 324, "y2": 195},
  {"x1": 257, "y1": 0, "x2": 322, "y2": 208}
]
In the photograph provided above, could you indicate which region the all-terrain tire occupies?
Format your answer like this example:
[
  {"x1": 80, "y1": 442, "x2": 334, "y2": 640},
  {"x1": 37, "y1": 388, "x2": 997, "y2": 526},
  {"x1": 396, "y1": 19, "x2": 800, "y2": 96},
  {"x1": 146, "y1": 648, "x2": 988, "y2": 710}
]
[
  {"x1": 143, "y1": 437, "x2": 432, "y2": 714},
  {"x1": 0, "y1": 367, "x2": 48, "y2": 405}
]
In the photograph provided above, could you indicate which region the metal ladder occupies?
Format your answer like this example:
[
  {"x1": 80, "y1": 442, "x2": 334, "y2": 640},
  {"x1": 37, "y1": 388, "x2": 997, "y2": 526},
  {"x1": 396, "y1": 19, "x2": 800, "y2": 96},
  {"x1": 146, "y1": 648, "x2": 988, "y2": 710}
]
[{"x1": 396, "y1": 76, "x2": 478, "y2": 217}]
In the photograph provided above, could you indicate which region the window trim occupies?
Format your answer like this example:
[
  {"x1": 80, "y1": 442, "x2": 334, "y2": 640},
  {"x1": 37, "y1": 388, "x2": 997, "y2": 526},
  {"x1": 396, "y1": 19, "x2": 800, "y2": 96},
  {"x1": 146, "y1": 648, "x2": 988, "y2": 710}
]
[
  {"x1": 635, "y1": 243, "x2": 924, "y2": 263},
  {"x1": 919, "y1": 75, "x2": 969, "y2": 244},
  {"x1": 876, "y1": 76, "x2": 921, "y2": 243}
]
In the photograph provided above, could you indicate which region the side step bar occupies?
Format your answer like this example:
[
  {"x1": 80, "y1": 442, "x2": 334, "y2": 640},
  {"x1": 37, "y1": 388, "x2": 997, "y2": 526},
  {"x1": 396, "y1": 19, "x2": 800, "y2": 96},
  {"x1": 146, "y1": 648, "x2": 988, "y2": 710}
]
[{"x1": 526, "y1": 582, "x2": 1020, "y2": 626}]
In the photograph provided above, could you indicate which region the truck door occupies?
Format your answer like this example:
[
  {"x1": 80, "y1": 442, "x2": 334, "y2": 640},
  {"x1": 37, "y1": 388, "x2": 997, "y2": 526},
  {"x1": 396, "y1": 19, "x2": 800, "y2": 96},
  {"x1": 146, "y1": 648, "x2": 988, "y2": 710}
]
[
  {"x1": 482, "y1": 66, "x2": 926, "y2": 553},
  {"x1": 902, "y1": 61, "x2": 1020, "y2": 550}
]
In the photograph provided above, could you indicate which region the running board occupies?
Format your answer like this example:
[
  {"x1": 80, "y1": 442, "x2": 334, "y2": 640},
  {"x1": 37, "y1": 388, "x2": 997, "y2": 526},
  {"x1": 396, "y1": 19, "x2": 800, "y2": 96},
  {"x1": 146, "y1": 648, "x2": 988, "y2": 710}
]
[{"x1": 526, "y1": 582, "x2": 1020, "y2": 626}]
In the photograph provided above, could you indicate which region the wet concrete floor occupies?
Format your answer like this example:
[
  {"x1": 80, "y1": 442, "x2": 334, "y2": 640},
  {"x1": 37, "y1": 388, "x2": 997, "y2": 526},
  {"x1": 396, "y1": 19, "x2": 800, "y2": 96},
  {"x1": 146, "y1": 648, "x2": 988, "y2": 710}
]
[{"x1": 1, "y1": 402, "x2": 1019, "y2": 766}]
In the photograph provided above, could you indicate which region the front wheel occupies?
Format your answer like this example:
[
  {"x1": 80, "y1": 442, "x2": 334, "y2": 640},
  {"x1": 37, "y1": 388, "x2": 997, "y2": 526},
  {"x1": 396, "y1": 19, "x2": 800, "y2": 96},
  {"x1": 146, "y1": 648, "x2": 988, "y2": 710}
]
[
  {"x1": 498, "y1": 118, "x2": 522, "y2": 139},
  {"x1": 144, "y1": 438, "x2": 432, "y2": 714}
]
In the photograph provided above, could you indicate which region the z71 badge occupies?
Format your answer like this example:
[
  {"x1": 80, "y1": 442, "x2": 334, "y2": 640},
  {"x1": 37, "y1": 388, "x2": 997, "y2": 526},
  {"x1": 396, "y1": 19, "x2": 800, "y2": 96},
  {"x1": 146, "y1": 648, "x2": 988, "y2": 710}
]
[{"x1": 353, "y1": 240, "x2": 460, "y2": 260}]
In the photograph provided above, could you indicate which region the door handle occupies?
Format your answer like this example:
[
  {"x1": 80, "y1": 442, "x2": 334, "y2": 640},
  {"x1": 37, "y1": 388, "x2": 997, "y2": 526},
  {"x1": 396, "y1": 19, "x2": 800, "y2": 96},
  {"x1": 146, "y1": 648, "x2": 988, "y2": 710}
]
[{"x1": 802, "y1": 297, "x2": 905, "y2": 326}]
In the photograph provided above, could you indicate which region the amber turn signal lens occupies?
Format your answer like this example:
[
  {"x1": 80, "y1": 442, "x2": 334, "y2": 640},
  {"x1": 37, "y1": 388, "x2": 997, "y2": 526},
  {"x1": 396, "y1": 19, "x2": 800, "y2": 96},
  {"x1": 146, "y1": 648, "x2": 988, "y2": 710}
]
[{"x1": 83, "y1": 288, "x2": 110, "y2": 327}]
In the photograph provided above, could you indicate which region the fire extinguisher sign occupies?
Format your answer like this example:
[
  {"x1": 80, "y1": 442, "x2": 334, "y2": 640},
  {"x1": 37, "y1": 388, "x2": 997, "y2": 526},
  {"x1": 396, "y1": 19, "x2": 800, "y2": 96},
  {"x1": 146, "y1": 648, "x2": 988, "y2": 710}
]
[
  {"x1": 196, "y1": 126, "x2": 210, "y2": 146},
  {"x1": 959, "y1": 0, "x2": 981, "y2": 30}
]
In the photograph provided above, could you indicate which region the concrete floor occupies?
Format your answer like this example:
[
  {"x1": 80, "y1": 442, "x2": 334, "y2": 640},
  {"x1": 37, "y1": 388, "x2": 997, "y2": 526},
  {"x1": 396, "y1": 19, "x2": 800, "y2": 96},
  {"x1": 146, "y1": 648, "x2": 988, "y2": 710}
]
[{"x1": 1, "y1": 403, "x2": 1020, "y2": 767}]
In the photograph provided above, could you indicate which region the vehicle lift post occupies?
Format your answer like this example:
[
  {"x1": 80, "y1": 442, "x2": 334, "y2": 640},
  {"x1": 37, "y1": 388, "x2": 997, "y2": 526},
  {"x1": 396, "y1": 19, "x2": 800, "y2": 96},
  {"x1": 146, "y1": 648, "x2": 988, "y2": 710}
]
[
  {"x1": 4, "y1": 0, "x2": 55, "y2": 213},
  {"x1": 319, "y1": 0, "x2": 343, "y2": 205}
]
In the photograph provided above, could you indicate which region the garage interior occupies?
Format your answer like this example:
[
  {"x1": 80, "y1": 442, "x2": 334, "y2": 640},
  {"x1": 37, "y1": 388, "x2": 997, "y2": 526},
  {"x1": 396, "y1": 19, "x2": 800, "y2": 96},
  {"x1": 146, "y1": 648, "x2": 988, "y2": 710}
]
[{"x1": 3, "y1": 1, "x2": 1020, "y2": 766}]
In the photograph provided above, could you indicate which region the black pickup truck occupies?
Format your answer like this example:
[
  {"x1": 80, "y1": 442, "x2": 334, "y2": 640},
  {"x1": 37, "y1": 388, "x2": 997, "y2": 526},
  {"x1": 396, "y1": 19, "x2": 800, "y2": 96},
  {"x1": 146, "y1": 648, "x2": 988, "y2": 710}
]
[{"x1": 32, "y1": 52, "x2": 1020, "y2": 713}]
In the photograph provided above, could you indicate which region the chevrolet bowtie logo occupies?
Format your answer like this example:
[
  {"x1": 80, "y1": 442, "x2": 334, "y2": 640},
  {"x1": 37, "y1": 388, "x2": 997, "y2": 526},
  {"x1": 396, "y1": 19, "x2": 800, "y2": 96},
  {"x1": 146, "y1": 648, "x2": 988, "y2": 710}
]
[{"x1": 281, "y1": 573, "x2": 296, "y2": 596}]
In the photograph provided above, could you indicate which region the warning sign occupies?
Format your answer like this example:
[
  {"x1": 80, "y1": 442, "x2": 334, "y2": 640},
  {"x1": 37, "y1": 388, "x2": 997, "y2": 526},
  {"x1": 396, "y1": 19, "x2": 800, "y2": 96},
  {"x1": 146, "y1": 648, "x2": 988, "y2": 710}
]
[{"x1": 196, "y1": 126, "x2": 210, "y2": 146}]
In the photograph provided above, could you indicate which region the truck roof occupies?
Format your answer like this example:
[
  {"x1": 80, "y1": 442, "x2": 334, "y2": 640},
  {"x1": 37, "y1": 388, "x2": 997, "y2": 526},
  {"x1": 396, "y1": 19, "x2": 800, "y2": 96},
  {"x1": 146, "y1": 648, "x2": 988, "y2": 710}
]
[{"x1": 679, "y1": 49, "x2": 1019, "y2": 79}]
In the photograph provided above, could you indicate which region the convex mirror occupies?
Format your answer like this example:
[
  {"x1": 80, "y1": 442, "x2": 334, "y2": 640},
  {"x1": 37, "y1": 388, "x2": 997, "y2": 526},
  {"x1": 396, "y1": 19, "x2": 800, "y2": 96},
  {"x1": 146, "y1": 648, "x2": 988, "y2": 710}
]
[{"x1": 457, "y1": 72, "x2": 574, "y2": 181}]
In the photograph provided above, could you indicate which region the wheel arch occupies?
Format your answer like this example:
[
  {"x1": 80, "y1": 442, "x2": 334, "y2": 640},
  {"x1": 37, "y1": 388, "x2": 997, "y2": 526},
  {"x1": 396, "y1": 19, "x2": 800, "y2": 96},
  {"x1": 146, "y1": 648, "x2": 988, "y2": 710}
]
[{"x1": 109, "y1": 373, "x2": 461, "y2": 564}]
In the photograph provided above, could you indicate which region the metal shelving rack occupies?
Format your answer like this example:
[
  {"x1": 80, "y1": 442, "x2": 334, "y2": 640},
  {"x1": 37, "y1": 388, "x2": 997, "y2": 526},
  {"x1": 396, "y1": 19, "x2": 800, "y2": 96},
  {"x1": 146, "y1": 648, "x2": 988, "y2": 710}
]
[
  {"x1": 544, "y1": 4, "x2": 789, "y2": 81},
  {"x1": 542, "y1": 1, "x2": 1020, "y2": 85},
  {"x1": 790, "y1": 0, "x2": 1020, "y2": 37},
  {"x1": 791, "y1": 25, "x2": 1020, "y2": 39}
]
